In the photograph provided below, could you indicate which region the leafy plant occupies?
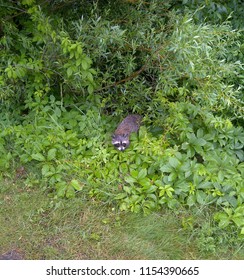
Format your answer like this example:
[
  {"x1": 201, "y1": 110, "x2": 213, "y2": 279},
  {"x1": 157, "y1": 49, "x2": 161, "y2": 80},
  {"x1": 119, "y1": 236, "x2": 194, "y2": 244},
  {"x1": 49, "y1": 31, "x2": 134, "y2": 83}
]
[{"x1": 0, "y1": 0, "x2": 243, "y2": 240}]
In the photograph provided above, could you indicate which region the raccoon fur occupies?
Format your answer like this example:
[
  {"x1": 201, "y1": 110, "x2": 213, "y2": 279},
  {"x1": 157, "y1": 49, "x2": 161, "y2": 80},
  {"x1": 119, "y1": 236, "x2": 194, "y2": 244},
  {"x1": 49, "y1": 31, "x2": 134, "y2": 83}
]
[{"x1": 112, "y1": 114, "x2": 142, "y2": 151}]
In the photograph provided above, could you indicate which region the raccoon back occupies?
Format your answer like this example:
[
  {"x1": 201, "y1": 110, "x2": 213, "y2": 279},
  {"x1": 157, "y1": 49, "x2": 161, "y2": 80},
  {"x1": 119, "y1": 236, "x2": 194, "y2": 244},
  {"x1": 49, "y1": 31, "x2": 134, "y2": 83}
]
[{"x1": 114, "y1": 114, "x2": 142, "y2": 136}]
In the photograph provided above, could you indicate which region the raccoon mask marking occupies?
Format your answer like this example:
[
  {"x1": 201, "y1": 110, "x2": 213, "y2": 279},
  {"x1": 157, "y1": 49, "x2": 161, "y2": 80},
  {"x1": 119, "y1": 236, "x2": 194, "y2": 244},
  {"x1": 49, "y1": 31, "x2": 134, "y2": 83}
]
[
  {"x1": 112, "y1": 134, "x2": 130, "y2": 151},
  {"x1": 112, "y1": 114, "x2": 142, "y2": 151}
]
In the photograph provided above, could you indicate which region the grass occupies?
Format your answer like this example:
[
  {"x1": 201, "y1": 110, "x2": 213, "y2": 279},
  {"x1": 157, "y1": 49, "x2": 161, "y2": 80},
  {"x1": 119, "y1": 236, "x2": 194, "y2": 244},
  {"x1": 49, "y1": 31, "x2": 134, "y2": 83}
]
[{"x1": 0, "y1": 176, "x2": 243, "y2": 260}]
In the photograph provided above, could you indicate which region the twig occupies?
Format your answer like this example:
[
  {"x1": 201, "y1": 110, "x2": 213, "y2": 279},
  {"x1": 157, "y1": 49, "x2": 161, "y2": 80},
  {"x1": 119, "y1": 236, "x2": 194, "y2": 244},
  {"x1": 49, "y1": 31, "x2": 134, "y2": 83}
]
[{"x1": 95, "y1": 43, "x2": 168, "y2": 92}]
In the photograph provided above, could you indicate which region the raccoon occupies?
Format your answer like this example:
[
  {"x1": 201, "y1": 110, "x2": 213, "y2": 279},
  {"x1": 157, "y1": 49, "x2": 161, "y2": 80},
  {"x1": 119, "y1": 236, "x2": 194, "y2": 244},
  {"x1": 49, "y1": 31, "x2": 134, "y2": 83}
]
[{"x1": 112, "y1": 114, "x2": 142, "y2": 151}]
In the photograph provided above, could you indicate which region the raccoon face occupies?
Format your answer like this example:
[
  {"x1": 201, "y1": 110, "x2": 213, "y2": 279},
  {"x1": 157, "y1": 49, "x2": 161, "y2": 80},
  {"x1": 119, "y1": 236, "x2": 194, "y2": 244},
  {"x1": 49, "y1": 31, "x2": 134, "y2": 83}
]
[{"x1": 112, "y1": 134, "x2": 130, "y2": 151}]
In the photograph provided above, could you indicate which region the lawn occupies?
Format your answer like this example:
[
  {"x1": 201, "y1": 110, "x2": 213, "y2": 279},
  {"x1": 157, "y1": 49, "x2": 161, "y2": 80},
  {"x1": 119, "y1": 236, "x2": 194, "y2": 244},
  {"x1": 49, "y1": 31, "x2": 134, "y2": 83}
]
[{"x1": 0, "y1": 177, "x2": 243, "y2": 260}]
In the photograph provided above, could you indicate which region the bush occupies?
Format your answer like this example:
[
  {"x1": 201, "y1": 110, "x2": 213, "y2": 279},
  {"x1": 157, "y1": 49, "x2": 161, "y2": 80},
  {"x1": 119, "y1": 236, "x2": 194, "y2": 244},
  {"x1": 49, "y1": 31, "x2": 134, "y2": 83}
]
[{"x1": 0, "y1": 0, "x2": 243, "y2": 237}]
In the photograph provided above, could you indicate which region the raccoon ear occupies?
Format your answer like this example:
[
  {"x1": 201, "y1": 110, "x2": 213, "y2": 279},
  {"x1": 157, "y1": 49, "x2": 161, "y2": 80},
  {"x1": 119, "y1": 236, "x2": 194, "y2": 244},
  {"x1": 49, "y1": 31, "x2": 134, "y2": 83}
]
[
  {"x1": 112, "y1": 134, "x2": 116, "y2": 139},
  {"x1": 122, "y1": 133, "x2": 129, "y2": 137}
]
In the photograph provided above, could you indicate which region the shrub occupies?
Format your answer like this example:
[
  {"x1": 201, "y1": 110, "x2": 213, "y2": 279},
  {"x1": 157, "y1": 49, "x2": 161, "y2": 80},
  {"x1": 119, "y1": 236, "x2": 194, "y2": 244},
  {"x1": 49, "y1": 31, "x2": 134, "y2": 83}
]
[{"x1": 0, "y1": 0, "x2": 243, "y2": 237}]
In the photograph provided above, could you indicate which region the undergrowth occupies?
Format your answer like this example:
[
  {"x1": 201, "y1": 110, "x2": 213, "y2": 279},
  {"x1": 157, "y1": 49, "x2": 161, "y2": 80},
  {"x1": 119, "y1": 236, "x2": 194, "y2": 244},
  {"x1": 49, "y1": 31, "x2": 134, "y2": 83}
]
[{"x1": 0, "y1": 0, "x2": 243, "y2": 247}]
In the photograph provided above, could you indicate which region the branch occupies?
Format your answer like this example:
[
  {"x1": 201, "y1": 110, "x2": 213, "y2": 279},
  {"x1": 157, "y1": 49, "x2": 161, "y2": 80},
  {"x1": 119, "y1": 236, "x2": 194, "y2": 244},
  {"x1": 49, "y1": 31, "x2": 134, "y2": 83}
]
[
  {"x1": 95, "y1": 64, "x2": 147, "y2": 92},
  {"x1": 95, "y1": 44, "x2": 168, "y2": 92}
]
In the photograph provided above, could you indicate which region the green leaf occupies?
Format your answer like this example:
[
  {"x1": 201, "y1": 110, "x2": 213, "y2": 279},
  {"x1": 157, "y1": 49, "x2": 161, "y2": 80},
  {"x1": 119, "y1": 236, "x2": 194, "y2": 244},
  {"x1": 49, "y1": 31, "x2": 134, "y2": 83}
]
[
  {"x1": 167, "y1": 199, "x2": 180, "y2": 209},
  {"x1": 70, "y1": 179, "x2": 83, "y2": 191},
  {"x1": 138, "y1": 168, "x2": 147, "y2": 180},
  {"x1": 166, "y1": 187, "x2": 174, "y2": 198},
  {"x1": 31, "y1": 153, "x2": 46, "y2": 161},
  {"x1": 217, "y1": 170, "x2": 225, "y2": 182},
  {"x1": 154, "y1": 180, "x2": 163, "y2": 187},
  {"x1": 144, "y1": 185, "x2": 158, "y2": 193},
  {"x1": 138, "y1": 178, "x2": 151, "y2": 188},
  {"x1": 219, "y1": 218, "x2": 230, "y2": 228},
  {"x1": 143, "y1": 200, "x2": 157, "y2": 210},
  {"x1": 195, "y1": 138, "x2": 207, "y2": 146},
  {"x1": 76, "y1": 44, "x2": 83, "y2": 55},
  {"x1": 82, "y1": 59, "x2": 89, "y2": 70},
  {"x1": 130, "y1": 170, "x2": 138, "y2": 179},
  {"x1": 22, "y1": 0, "x2": 35, "y2": 6},
  {"x1": 160, "y1": 164, "x2": 173, "y2": 173},
  {"x1": 67, "y1": 67, "x2": 73, "y2": 77},
  {"x1": 87, "y1": 71, "x2": 94, "y2": 82},
  {"x1": 76, "y1": 58, "x2": 82, "y2": 67},
  {"x1": 196, "y1": 190, "x2": 207, "y2": 204},
  {"x1": 232, "y1": 216, "x2": 244, "y2": 227},
  {"x1": 47, "y1": 148, "x2": 57, "y2": 161},
  {"x1": 197, "y1": 128, "x2": 204, "y2": 138},
  {"x1": 115, "y1": 193, "x2": 127, "y2": 200},
  {"x1": 169, "y1": 157, "x2": 180, "y2": 169},
  {"x1": 119, "y1": 163, "x2": 128, "y2": 173},
  {"x1": 54, "y1": 107, "x2": 61, "y2": 117},
  {"x1": 214, "y1": 212, "x2": 230, "y2": 228},
  {"x1": 119, "y1": 202, "x2": 128, "y2": 211},
  {"x1": 223, "y1": 207, "x2": 233, "y2": 216},
  {"x1": 88, "y1": 84, "x2": 94, "y2": 94},
  {"x1": 181, "y1": 142, "x2": 189, "y2": 150},
  {"x1": 187, "y1": 195, "x2": 196, "y2": 207},
  {"x1": 41, "y1": 164, "x2": 50, "y2": 176},
  {"x1": 125, "y1": 176, "x2": 136, "y2": 185},
  {"x1": 114, "y1": 193, "x2": 127, "y2": 200},
  {"x1": 123, "y1": 186, "x2": 132, "y2": 194},
  {"x1": 56, "y1": 183, "x2": 66, "y2": 198},
  {"x1": 168, "y1": 172, "x2": 177, "y2": 182},
  {"x1": 66, "y1": 185, "x2": 75, "y2": 198}
]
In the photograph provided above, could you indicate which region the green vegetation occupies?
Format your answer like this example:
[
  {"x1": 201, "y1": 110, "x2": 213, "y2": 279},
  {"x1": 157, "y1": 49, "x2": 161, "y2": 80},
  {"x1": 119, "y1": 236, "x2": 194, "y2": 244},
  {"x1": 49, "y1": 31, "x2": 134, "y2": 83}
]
[
  {"x1": 0, "y1": 0, "x2": 243, "y2": 259},
  {"x1": 0, "y1": 181, "x2": 243, "y2": 259}
]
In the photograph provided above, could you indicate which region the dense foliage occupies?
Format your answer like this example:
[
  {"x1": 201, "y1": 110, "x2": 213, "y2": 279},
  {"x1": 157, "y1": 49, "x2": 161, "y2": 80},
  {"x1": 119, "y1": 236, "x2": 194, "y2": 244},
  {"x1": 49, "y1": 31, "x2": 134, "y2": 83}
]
[{"x1": 0, "y1": 0, "x2": 243, "y2": 240}]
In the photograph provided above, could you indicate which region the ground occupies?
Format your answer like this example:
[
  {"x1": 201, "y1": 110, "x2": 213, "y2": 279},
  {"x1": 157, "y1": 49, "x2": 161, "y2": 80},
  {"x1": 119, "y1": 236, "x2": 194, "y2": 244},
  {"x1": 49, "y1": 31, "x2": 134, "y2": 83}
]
[{"x1": 0, "y1": 178, "x2": 243, "y2": 260}]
